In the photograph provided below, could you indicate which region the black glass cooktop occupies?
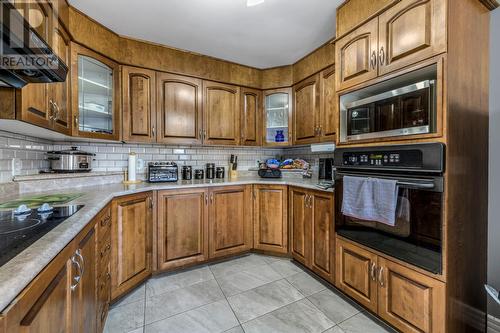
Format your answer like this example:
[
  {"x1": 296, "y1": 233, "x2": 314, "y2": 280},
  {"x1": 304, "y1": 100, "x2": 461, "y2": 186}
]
[{"x1": 0, "y1": 205, "x2": 83, "y2": 267}]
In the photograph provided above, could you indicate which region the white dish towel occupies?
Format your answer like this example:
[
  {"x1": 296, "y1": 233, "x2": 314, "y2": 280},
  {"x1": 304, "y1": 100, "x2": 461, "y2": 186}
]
[{"x1": 341, "y1": 176, "x2": 399, "y2": 226}]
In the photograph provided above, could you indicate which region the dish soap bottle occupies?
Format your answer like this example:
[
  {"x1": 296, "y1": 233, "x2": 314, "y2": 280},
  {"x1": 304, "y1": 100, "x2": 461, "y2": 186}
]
[{"x1": 275, "y1": 130, "x2": 285, "y2": 143}]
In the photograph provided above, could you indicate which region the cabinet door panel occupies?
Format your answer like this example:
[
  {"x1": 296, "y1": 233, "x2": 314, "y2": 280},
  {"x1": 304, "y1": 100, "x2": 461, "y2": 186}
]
[
  {"x1": 378, "y1": 257, "x2": 445, "y2": 333},
  {"x1": 241, "y1": 88, "x2": 262, "y2": 146},
  {"x1": 209, "y1": 186, "x2": 252, "y2": 258},
  {"x1": 204, "y1": 81, "x2": 240, "y2": 145},
  {"x1": 50, "y1": 27, "x2": 71, "y2": 135},
  {"x1": 336, "y1": 238, "x2": 378, "y2": 313},
  {"x1": 111, "y1": 192, "x2": 153, "y2": 299},
  {"x1": 122, "y1": 67, "x2": 156, "y2": 143},
  {"x1": 157, "y1": 73, "x2": 202, "y2": 145},
  {"x1": 319, "y1": 66, "x2": 337, "y2": 142},
  {"x1": 335, "y1": 17, "x2": 379, "y2": 91},
  {"x1": 17, "y1": 263, "x2": 70, "y2": 333},
  {"x1": 72, "y1": 229, "x2": 96, "y2": 333},
  {"x1": 290, "y1": 188, "x2": 311, "y2": 266},
  {"x1": 253, "y1": 185, "x2": 288, "y2": 254},
  {"x1": 157, "y1": 189, "x2": 208, "y2": 271},
  {"x1": 293, "y1": 75, "x2": 320, "y2": 145},
  {"x1": 311, "y1": 192, "x2": 335, "y2": 282},
  {"x1": 378, "y1": 0, "x2": 446, "y2": 75}
]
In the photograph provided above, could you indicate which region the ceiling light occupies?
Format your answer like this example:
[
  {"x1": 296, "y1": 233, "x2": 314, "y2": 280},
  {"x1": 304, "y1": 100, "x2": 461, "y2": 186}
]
[{"x1": 247, "y1": 0, "x2": 265, "y2": 7}]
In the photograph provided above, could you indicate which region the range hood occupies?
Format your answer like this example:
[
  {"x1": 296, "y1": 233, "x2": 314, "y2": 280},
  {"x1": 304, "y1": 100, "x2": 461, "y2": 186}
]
[{"x1": 0, "y1": 1, "x2": 68, "y2": 88}]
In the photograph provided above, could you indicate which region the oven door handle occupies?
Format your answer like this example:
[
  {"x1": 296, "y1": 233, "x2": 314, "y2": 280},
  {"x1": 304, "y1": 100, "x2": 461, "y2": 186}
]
[{"x1": 396, "y1": 181, "x2": 435, "y2": 189}]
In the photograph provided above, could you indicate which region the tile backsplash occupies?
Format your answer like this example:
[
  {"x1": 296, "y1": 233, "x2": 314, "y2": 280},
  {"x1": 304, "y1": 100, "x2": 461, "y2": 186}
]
[{"x1": 0, "y1": 130, "x2": 333, "y2": 184}]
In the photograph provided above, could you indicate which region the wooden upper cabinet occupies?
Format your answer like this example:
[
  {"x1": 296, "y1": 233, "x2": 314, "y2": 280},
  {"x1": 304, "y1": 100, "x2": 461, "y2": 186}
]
[
  {"x1": 50, "y1": 26, "x2": 72, "y2": 135},
  {"x1": 310, "y1": 191, "x2": 335, "y2": 282},
  {"x1": 290, "y1": 188, "x2": 311, "y2": 267},
  {"x1": 240, "y1": 88, "x2": 262, "y2": 146},
  {"x1": 336, "y1": 17, "x2": 379, "y2": 91},
  {"x1": 122, "y1": 66, "x2": 156, "y2": 143},
  {"x1": 157, "y1": 73, "x2": 203, "y2": 145},
  {"x1": 71, "y1": 228, "x2": 97, "y2": 333},
  {"x1": 157, "y1": 188, "x2": 209, "y2": 271},
  {"x1": 319, "y1": 66, "x2": 337, "y2": 142},
  {"x1": 203, "y1": 81, "x2": 240, "y2": 146},
  {"x1": 293, "y1": 74, "x2": 320, "y2": 145},
  {"x1": 71, "y1": 43, "x2": 121, "y2": 141},
  {"x1": 263, "y1": 88, "x2": 293, "y2": 147},
  {"x1": 208, "y1": 186, "x2": 252, "y2": 258},
  {"x1": 335, "y1": 237, "x2": 378, "y2": 313},
  {"x1": 111, "y1": 192, "x2": 153, "y2": 300},
  {"x1": 378, "y1": 0, "x2": 446, "y2": 76},
  {"x1": 253, "y1": 185, "x2": 288, "y2": 254},
  {"x1": 377, "y1": 257, "x2": 445, "y2": 333}
]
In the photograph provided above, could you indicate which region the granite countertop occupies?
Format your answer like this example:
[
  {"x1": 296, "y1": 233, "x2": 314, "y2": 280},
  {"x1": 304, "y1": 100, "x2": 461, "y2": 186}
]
[{"x1": 0, "y1": 176, "x2": 333, "y2": 312}]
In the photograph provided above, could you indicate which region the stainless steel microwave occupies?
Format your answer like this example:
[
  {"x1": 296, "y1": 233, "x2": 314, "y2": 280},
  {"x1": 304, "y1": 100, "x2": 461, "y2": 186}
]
[{"x1": 339, "y1": 78, "x2": 436, "y2": 143}]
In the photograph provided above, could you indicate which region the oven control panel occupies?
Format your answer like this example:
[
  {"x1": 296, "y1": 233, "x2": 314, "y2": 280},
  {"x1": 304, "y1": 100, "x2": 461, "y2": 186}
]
[{"x1": 342, "y1": 149, "x2": 423, "y2": 168}]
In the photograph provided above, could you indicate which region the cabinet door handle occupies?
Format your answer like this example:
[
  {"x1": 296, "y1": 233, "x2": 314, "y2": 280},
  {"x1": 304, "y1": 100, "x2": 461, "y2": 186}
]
[
  {"x1": 70, "y1": 254, "x2": 82, "y2": 291},
  {"x1": 53, "y1": 102, "x2": 60, "y2": 121},
  {"x1": 152, "y1": 125, "x2": 156, "y2": 138},
  {"x1": 370, "y1": 51, "x2": 377, "y2": 69},
  {"x1": 379, "y1": 47, "x2": 386, "y2": 67},
  {"x1": 210, "y1": 193, "x2": 214, "y2": 204},
  {"x1": 74, "y1": 115, "x2": 79, "y2": 127},
  {"x1": 370, "y1": 262, "x2": 377, "y2": 281},
  {"x1": 199, "y1": 129, "x2": 203, "y2": 140},
  {"x1": 378, "y1": 266, "x2": 385, "y2": 287},
  {"x1": 49, "y1": 100, "x2": 55, "y2": 120},
  {"x1": 75, "y1": 249, "x2": 85, "y2": 276},
  {"x1": 149, "y1": 197, "x2": 154, "y2": 210},
  {"x1": 205, "y1": 194, "x2": 208, "y2": 205},
  {"x1": 253, "y1": 190, "x2": 256, "y2": 200}
]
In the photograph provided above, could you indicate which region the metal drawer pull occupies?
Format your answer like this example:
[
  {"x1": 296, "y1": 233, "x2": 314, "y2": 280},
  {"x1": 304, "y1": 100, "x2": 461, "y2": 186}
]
[
  {"x1": 378, "y1": 266, "x2": 385, "y2": 287},
  {"x1": 70, "y1": 255, "x2": 82, "y2": 291},
  {"x1": 370, "y1": 262, "x2": 377, "y2": 281}
]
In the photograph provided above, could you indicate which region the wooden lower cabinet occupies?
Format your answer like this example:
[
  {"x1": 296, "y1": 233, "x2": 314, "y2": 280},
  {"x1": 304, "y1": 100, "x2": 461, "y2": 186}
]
[
  {"x1": 72, "y1": 228, "x2": 97, "y2": 333},
  {"x1": 336, "y1": 237, "x2": 445, "y2": 333},
  {"x1": 378, "y1": 257, "x2": 445, "y2": 333},
  {"x1": 111, "y1": 192, "x2": 153, "y2": 300},
  {"x1": 95, "y1": 205, "x2": 112, "y2": 332},
  {"x1": 208, "y1": 186, "x2": 253, "y2": 258},
  {"x1": 157, "y1": 188, "x2": 209, "y2": 271},
  {"x1": 290, "y1": 187, "x2": 335, "y2": 282},
  {"x1": 290, "y1": 188, "x2": 311, "y2": 266},
  {"x1": 253, "y1": 185, "x2": 288, "y2": 254},
  {"x1": 336, "y1": 237, "x2": 378, "y2": 312}
]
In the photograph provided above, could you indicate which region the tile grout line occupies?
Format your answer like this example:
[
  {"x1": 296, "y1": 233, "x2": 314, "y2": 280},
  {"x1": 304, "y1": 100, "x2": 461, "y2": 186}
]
[{"x1": 208, "y1": 260, "x2": 244, "y2": 328}]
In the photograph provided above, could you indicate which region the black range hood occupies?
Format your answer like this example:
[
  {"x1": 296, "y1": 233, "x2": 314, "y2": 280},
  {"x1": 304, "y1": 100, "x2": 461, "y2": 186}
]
[{"x1": 0, "y1": 1, "x2": 68, "y2": 88}]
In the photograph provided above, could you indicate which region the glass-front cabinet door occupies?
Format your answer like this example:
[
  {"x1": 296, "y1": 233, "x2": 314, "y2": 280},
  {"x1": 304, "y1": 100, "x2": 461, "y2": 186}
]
[
  {"x1": 263, "y1": 88, "x2": 292, "y2": 146},
  {"x1": 71, "y1": 43, "x2": 120, "y2": 140}
]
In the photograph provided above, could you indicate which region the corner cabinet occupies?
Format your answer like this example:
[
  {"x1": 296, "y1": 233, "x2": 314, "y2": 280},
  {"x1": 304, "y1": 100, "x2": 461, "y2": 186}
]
[
  {"x1": 157, "y1": 188, "x2": 209, "y2": 271},
  {"x1": 110, "y1": 192, "x2": 153, "y2": 300},
  {"x1": 336, "y1": 237, "x2": 445, "y2": 333},
  {"x1": 71, "y1": 43, "x2": 121, "y2": 141},
  {"x1": 203, "y1": 81, "x2": 240, "y2": 145},
  {"x1": 253, "y1": 185, "x2": 288, "y2": 254},
  {"x1": 263, "y1": 88, "x2": 293, "y2": 146},
  {"x1": 208, "y1": 186, "x2": 253, "y2": 258},
  {"x1": 290, "y1": 188, "x2": 335, "y2": 282},
  {"x1": 157, "y1": 73, "x2": 203, "y2": 145},
  {"x1": 122, "y1": 66, "x2": 157, "y2": 143}
]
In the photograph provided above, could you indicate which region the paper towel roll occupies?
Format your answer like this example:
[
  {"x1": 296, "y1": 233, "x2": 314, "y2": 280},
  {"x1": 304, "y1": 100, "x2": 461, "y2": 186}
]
[{"x1": 128, "y1": 153, "x2": 137, "y2": 182}]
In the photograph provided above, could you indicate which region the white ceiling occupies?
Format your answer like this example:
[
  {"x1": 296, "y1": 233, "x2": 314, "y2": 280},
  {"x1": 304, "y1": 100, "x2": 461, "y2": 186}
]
[{"x1": 68, "y1": 0, "x2": 341, "y2": 69}]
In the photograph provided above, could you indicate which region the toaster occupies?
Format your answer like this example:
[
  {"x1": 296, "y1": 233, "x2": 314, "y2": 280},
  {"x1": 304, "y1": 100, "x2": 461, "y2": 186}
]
[{"x1": 147, "y1": 162, "x2": 178, "y2": 182}]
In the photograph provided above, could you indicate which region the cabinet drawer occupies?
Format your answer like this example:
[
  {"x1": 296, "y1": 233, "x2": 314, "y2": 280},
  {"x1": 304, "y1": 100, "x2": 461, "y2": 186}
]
[{"x1": 97, "y1": 207, "x2": 112, "y2": 233}]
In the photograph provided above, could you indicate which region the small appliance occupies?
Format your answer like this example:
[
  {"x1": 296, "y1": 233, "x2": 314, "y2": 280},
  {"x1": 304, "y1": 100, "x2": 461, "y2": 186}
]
[
  {"x1": 147, "y1": 162, "x2": 178, "y2": 183},
  {"x1": 46, "y1": 147, "x2": 95, "y2": 172},
  {"x1": 206, "y1": 163, "x2": 215, "y2": 179},
  {"x1": 194, "y1": 169, "x2": 204, "y2": 180},
  {"x1": 318, "y1": 158, "x2": 334, "y2": 180},
  {"x1": 181, "y1": 166, "x2": 192, "y2": 180},
  {"x1": 258, "y1": 168, "x2": 282, "y2": 178}
]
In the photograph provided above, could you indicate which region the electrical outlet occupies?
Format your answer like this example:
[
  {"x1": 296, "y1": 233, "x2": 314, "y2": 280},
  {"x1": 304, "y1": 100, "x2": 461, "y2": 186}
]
[{"x1": 11, "y1": 158, "x2": 22, "y2": 176}]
